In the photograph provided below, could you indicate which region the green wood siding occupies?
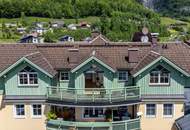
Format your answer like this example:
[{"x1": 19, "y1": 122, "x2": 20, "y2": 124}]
[
  {"x1": 59, "y1": 72, "x2": 75, "y2": 89},
  {"x1": 4, "y1": 62, "x2": 52, "y2": 96},
  {"x1": 113, "y1": 73, "x2": 133, "y2": 88},
  {"x1": 185, "y1": 77, "x2": 190, "y2": 87},
  {"x1": 73, "y1": 60, "x2": 114, "y2": 91},
  {"x1": 136, "y1": 61, "x2": 185, "y2": 95}
]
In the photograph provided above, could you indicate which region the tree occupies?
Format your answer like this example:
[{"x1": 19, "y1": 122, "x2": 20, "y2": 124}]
[{"x1": 20, "y1": 12, "x2": 28, "y2": 26}]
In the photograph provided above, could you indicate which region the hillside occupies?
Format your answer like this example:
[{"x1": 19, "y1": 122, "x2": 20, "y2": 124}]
[
  {"x1": 139, "y1": 0, "x2": 190, "y2": 19},
  {"x1": 0, "y1": 0, "x2": 170, "y2": 42}
]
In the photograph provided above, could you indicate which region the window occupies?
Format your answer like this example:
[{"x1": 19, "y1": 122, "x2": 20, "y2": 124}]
[
  {"x1": 150, "y1": 65, "x2": 170, "y2": 85},
  {"x1": 83, "y1": 108, "x2": 104, "y2": 118},
  {"x1": 18, "y1": 66, "x2": 38, "y2": 86},
  {"x1": 146, "y1": 104, "x2": 156, "y2": 117},
  {"x1": 31, "y1": 104, "x2": 42, "y2": 118},
  {"x1": 163, "y1": 104, "x2": 174, "y2": 117},
  {"x1": 118, "y1": 71, "x2": 128, "y2": 81},
  {"x1": 14, "y1": 104, "x2": 25, "y2": 118},
  {"x1": 60, "y1": 72, "x2": 69, "y2": 81}
]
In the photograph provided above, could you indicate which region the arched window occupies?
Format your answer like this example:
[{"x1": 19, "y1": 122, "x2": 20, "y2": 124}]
[
  {"x1": 18, "y1": 66, "x2": 38, "y2": 85},
  {"x1": 149, "y1": 65, "x2": 170, "y2": 85}
]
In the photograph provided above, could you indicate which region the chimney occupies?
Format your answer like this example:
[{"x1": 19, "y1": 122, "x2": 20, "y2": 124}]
[
  {"x1": 128, "y1": 48, "x2": 139, "y2": 63},
  {"x1": 151, "y1": 33, "x2": 159, "y2": 45},
  {"x1": 67, "y1": 49, "x2": 79, "y2": 64},
  {"x1": 91, "y1": 31, "x2": 100, "y2": 39}
]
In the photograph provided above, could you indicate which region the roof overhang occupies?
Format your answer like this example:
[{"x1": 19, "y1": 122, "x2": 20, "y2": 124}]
[
  {"x1": 133, "y1": 56, "x2": 190, "y2": 77},
  {"x1": 71, "y1": 56, "x2": 115, "y2": 73},
  {"x1": 0, "y1": 57, "x2": 54, "y2": 78}
]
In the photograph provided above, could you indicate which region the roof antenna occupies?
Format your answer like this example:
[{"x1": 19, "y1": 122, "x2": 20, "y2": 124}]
[{"x1": 92, "y1": 50, "x2": 96, "y2": 56}]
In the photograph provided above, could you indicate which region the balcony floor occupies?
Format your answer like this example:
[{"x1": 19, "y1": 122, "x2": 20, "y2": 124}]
[{"x1": 46, "y1": 99, "x2": 141, "y2": 107}]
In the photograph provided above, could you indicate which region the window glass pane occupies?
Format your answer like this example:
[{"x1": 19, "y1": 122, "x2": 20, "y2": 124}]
[
  {"x1": 118, "y1": 71, "x2": 128, "y2": 81},
  {"x1": 19, "y1": 74, "x2": 28, "y2": 84},
  {"x1": 29, "y1": 73, "x2": 38, "y2": 84},
  {"x1": 150, "y1": 72, "x2": 159, "y2": 83},
  {"x1": 160, "y1": 73, "x2": 169, "y2": 83},
  {"x1": 15, "y1": 105, "x2": 25, "y2": 116},
  {"x1": 163, "y1": 104, "x2": 173, "y2": 116},
  {"x1": 32, "y1": 104, "x2": 42, "y2": 116},
  {"x1": 84, "y1": 108, "x2": 103, "y2": 118},
  {"x1": 146, "y1": 104, "x2": 156, "y2": 116},
  {"x1": 150, "y1": 65, "x2": 170, "y2": 84},
  {"x1": 60, "y1": 72, "x2": 69, "y2": 80}
]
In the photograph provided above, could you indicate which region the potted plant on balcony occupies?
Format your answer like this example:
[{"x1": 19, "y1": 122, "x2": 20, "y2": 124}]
[
  {"x1": 105, "y1": 109, "x2": 112, "y2": 122},
  {"x1": 47, "y1": 111, "x2": 57, "y2": 121},
  {"x1": 63, "y1": 108, "x2": 70, "y2": 121}
]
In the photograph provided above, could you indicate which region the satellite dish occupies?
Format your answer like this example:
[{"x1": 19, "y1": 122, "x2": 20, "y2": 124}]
[
  {"x1": 141, "y1": 36, "x2": 149, "y2": 43},
  {"x1": 142, "y1": 27, "x2": 149, "y2": 35}
]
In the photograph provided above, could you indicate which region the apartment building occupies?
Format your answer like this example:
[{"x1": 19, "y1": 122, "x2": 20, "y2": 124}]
[{"x1": 0, "y1": 35, "x2": 189, "y2": 130}]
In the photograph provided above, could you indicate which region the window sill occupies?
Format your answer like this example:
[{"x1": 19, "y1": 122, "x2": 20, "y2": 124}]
[
  {"x1": 59, "y1": 80, "x2": 69, "y2": 83},
  {"x1": 118, "y1": 80, "x2": 128, "y2": 82},
  {"x1": 149, "y1": 83, "x2": 170, "y2": 86},
  {"x1": 31, "y1": 116, "x2": 42, "y2": 119},
  {"x1": 163, "y1": 115, "x2": 173, "y2": 118},
  {"x1": 18, "y1": 84, "x2": 39, "y2": 87},
  {"x1": 145, "y1": 115, "x2": 156, "y2": 118},
  {"x1": 14, "y1": 116, "x2": 26, "y2": 119}
]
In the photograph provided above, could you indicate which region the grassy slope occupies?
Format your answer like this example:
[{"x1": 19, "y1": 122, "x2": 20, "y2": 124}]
[{"x1": 0, "y1": 16, "x2": 189, "y2": 43}]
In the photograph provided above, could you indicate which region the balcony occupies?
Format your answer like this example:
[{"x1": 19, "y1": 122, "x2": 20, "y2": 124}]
[
  {"x1": 46, "y1": 86, "x2": 140, "y2": 106},
  {"x1": 47, "y1": 118, "x2": 141, "y2": 130}
]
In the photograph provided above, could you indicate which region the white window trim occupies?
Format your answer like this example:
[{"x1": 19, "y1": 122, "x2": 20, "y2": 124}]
[
  {"x1": 145, "y1": 103, "x2": 157, "y2": 118},
  {"x1": 162, "y1": 103, "x2": 175, "y2": 118},
  {"x1": 149, "y1": 71, "x2": 170, "y2": 85},
  {"x1": 30, "y1": 104, "x2": 42, "y2": 118},
  {"x1": 59, "y1": 72, "x2": 70, "y2": 81},
  {"x1": 118, "y1": 71, "x2": 128, "y2": 82},
  {"x1": 13, "y1": 104, "x2": 26, "y2": 119},
  {"x1": 18, "y1": 72, "x2": 39, "y2": 86},
  {"x1": 82, "y1": 108, "x2": 105, "y2": 119}
]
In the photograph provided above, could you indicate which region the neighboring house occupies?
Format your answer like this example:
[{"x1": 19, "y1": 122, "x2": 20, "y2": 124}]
[
  {"x1": 0, "y1": 35, "x2": 190, "y2": 130},
  {"x1": 5, "y1": 23, "x2": 17, "y2": 28},
  {"x1": 19, "y1": 34, "x2": 44, "y2": 43},
  {"x1": 51, "y1": 21, "x2": 64, "y2": 28},
  {"x1": 79, "y1": 21, "x2": 91, "y2": 29},
  {"x1": 67, "y1": 24, "x2": 77, "y2": 30},
  {"x1": 17, "y1": 27, "x2": 26, "y2": 34},
  {"x1": 33, "y1": 22, "x2": 47, "y2": 28},
  {"x1": 31, "y1": 27, "x2": 48, "y2": 35},
  {"x1": 59, "y1": 35, "x2": 74, "y2": 42}
]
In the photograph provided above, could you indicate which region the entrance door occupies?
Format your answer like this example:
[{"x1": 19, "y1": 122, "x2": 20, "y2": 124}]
[{"x1": 85, "y1": 72, "x2": 104, "y2": 89}]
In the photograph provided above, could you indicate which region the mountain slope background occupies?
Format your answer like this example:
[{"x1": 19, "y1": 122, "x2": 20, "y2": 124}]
[
  {"x1": 0, "y1": 0, "x2": 189, "y2": 42},
  {"x1": 139, "y1": 0, "x2": 190, "y2": 19}
]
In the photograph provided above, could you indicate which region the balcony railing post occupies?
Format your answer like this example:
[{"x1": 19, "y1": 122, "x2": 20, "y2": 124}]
[
  {"x1": 92, "y1": 89, "x2": 95, "y2": 102},
  {"x1": 46, "y1": 87, "x2": 49, "y2": 98},
  {"x1": 125, "y1": 121, "x2": 128, "y2": 130},
  {"x1": 75, "y1": 89, "x2": 78, "y2": 103},
  {"x1": 109, "y1": 89, "x2": 112, "y2": 103},
  {"x1": 60, "y1": 88, "x2": 63, "y2": 100},
  {"x1": 125, "y1": 87, "x2": 127, "y2": 100}
]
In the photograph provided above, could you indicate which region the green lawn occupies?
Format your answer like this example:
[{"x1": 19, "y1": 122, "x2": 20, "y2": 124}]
[{"x1": 0, "y1": 16, "x2": 100, "y2": 25}]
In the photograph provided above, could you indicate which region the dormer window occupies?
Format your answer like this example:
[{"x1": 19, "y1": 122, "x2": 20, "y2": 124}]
[
  {"x1": 149, "y1": 65, "x2": 170, "y2": 85},
  {"x1": 60, "y1": 71, "x2": 69, "y2": 81},
  {"x1": 18, "y1": 66, "x2": 38, "y2": 86},
  {"x1": 118, "y1": 71, "x2": 128, "y2": 82}
]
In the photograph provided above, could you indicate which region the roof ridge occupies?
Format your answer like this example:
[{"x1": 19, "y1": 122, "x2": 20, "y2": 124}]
[
  {"x1": 24, "y1": 51, "x2": 40, "y2": 58},
  {"x1": 150, "y1": 50, "x2": 161, "y2": 56},
  {"x1": 24, "y1": 51, "x2": 56, "y2": 75},
  {"x1": 132, "y1": 50, "x2": 160, "y2": 72}
]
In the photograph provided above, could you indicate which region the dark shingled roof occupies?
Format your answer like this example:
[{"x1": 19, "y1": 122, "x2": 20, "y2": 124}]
[
  {"x1": 0, "y1": 36, "x2": 190, "y2": 77},
  {"x1": 175, "y1": 114, "x2": 190, "y2": 130}
]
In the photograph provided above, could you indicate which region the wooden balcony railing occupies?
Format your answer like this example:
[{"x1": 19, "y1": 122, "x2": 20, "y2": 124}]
[
  {"x1": 47, "y1": 118, "x2": 141, "y2": 130},
  {"x1": 46, "y1": 86, "x2": 140, "y2": 103}
]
